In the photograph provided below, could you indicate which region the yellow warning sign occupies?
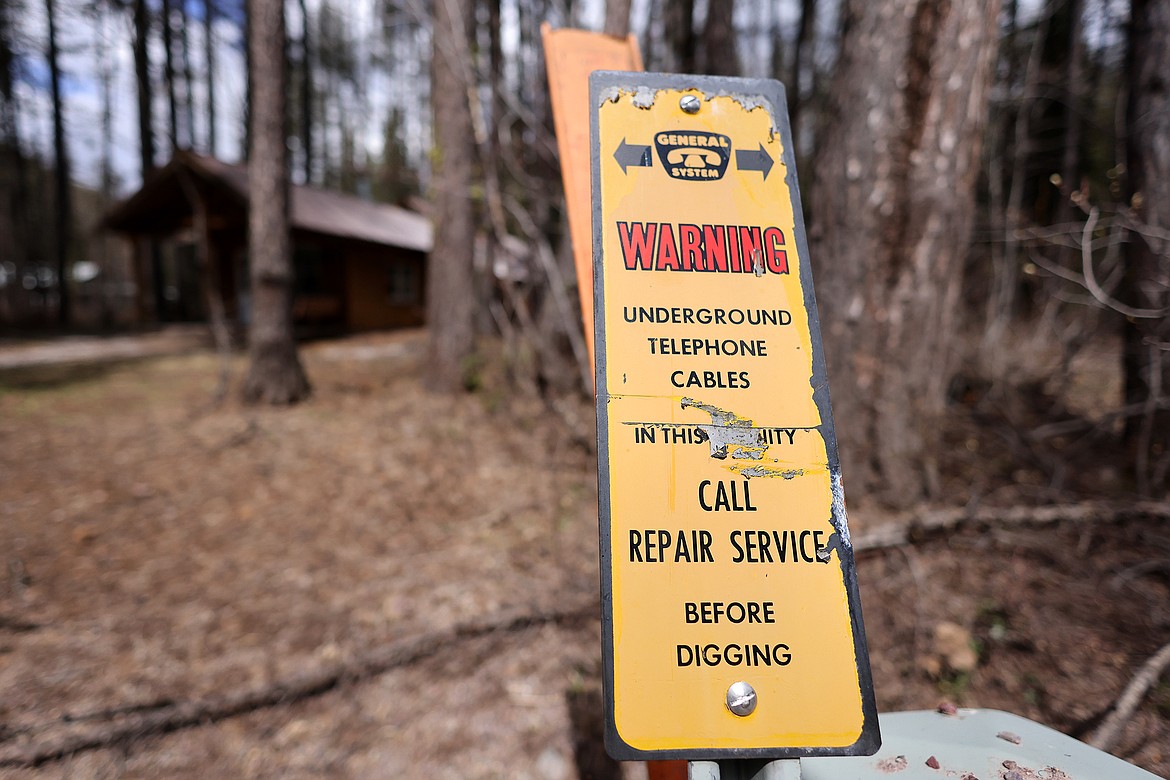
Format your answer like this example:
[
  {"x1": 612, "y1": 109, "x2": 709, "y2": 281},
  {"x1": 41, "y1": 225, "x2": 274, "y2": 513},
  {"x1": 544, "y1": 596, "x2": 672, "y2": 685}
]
[{"x1": 591, "y1": 73, "x2": 879, "y2": 759}]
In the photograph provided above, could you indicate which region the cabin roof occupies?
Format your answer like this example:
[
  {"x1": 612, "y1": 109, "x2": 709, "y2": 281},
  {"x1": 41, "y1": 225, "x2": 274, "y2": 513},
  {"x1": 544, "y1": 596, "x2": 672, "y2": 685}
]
[{"x1": 103, "y1": 151, "x2": 432, "y2": 253}]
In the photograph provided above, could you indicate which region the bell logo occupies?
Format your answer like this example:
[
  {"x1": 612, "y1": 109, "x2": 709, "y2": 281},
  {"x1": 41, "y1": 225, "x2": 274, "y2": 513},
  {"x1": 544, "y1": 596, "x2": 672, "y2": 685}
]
[{"x1": 654, "y1": 131, "x2": 731, "y2": 181}]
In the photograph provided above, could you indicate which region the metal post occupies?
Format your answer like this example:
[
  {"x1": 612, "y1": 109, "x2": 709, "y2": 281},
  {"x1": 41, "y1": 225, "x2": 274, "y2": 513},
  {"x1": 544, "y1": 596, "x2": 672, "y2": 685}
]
[{"x1": 689, "y1": 759, "x2": 802, "y2": 780}]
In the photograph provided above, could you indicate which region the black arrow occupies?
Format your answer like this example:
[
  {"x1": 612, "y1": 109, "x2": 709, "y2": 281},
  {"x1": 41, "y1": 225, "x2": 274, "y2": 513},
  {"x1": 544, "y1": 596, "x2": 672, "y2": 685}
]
[
  {"x1": 735, "y1": 143, "x2": 775, "y2": 180},
  {"x1": 614, "y1": 138, "x2": 652, "y2": 174}
]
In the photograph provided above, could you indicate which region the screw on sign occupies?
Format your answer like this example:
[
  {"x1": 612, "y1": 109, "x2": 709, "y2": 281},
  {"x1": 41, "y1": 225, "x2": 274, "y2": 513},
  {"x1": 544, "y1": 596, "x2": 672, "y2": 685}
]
[{"x1": 725, "y1": 681, "x2": 757, "y2": 717}]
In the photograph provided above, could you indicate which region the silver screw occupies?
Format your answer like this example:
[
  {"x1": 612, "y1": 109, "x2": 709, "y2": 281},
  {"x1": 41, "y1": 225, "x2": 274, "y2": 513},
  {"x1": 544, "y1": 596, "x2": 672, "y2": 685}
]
[
  {"x1": 726, "y1": 681, "x2": 757, "y2": 716},
  {"x1": 679, "y1": 94, "x2": 701, "y2": 114}
]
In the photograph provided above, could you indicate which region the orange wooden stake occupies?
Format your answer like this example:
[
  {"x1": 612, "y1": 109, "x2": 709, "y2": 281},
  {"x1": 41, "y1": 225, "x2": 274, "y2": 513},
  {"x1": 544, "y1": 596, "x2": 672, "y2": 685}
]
[{"x1": 541, "y1": 24, "x2": 642, "y2": 368}]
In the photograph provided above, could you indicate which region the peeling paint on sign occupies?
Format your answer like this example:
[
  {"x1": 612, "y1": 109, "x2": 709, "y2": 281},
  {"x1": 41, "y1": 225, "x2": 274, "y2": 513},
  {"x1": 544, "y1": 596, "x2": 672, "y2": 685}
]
[
  {"x1": 731, "y1": 465, "x2": 805, "y2": 480},
  {"x1": 597, "y1": 85, "x2": 784, "y2": 138},
  {"x1": 631, "y1": 85, "x2": 658, "y2": 108},
  {"x1": 830, "y1": 471, "x2": 852, "y2": 547}
]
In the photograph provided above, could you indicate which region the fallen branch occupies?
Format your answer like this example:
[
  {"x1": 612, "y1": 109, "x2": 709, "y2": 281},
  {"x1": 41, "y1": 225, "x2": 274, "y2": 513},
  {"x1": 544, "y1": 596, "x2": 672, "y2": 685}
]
[
  {"x1": 0, "y1": 600, "x2": 596, "y2": 768},
  {"x1": 852, "y1": 500, "x2": 1170, "y2": 553},
  {"x1": 1088, "y1": 641, "x2": 1170, "y2": 752},
  {"x1": 0, "y1": 615, "x2": 41, "y2": 633}
]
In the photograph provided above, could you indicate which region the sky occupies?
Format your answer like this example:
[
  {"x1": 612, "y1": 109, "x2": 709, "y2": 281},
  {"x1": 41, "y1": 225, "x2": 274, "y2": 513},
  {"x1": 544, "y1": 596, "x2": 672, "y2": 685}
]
[
  {"x1": 7, "y1": 0, "x2": 1128, "y2": 199},
  {"x1": 9, "y1": 0, "x2": 591, "y2": 196},
  {"x1": 13, "y1": 0, "x2": 247, "y2": 195},
  {"x1": 7, "y1": 0, "x2": 810, "y2": 197}
]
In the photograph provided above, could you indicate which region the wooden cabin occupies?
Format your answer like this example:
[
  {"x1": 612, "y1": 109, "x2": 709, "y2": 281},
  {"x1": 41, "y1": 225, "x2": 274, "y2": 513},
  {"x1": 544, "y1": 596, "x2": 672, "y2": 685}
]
[{"x1": 103, "y1": 152, "x2": 432, "y2": 335}]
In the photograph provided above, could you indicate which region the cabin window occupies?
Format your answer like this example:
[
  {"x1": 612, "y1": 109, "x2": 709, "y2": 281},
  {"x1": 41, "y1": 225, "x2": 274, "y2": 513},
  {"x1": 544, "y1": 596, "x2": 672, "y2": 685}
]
[
  {"x1": 293, "y1": 245, "x2": 327, "y2": 295},
  {"x1": 387, "y1": 262, "x2": 420, "y2": 305}
]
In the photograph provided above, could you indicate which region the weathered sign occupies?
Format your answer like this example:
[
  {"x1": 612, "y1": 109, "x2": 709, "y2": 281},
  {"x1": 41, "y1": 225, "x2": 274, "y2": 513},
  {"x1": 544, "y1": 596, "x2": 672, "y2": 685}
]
[{"x1": 591, "y1": 72, "x2": 880, "y2": 760}]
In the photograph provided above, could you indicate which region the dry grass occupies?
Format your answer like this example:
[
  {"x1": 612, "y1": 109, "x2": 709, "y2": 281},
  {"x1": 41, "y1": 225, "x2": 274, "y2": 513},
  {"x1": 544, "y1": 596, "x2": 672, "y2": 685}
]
[{"x1": 1, "y1": 330, "x2": 1166, "y2": 777}]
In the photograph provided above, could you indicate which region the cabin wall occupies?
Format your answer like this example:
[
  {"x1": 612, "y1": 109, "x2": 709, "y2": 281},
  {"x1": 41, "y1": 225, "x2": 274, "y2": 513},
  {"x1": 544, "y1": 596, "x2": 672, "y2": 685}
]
[{"x1": 343, "y1": 245, "x2": 426, "y2": 331}]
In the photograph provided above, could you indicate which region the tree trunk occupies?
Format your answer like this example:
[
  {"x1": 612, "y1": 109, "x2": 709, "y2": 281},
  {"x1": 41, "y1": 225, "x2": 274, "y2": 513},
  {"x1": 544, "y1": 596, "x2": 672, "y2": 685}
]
[
  {"x1": 97, "y1": 2, "x2": 115, "y2": 324},
  {"x1": 985, "y1": 0, "x2": 1048, "y2": 353},
  {"x1": 0, "y1": 0, "x2": 23, "y2": 321},
  {"x1": 241, "y1": 0, "x2": 310, "y2": 405},
  {"x1": 769, "y1": 2, "x2": 784, "y2": 82},
  {"x1": 179, "y1": 0, "x2": 195, "y2": 148},
  {"x1": 488, "y1": 0, "x2": 502, "y2": 143},
  {"x1": 788, "y1": 0, "x2": 816, "y2": 139},
  {"x1": 641, "y1": 0, "x2": 660, "y2": 68},
  {"x1": 134, "y1": 0, "x2": 155, "y2": 177},
  {"x1": 1122, "y1": 0, "x2": 1170, "y2": 495},
  {"x1": 426, "y1": 0, "x2": 477, "y2": 391},
  {"x1": 204, "y1": 0, "x2": 217, "y2": 156},
  {"x1": 162, "y1": 0, "x2": 178, "y2": 150},
  {"x1": 45, "y1": 0, "x2": 71, "y2": 325},
  {"x1": 176, "y1": 169, "x2": 234, "y2": 401},
  {"x1": 810, "y1": 0, "x2": 1001, "y2": 508},
  {"x1": 1058, "y1": 0, "x2": 1084, "y2": 217},
  {"x1": 242, "y1": 7, "x2": 251, "y2": 159},
  {"x1": 0, "y1": 0, "x2": 16, "y2": 149},
  {"x1": 603, "y1": 0, "x2": 632, "y2": 37},
  {"x1": 697, "y1": 0, "x2": 737, "y2": 76},
  {"x1": 132, "y1": 0, "x2": 164, "y2": 320},
  {"x1": 298, "y1": 0, "x2": 312, "y2": 184},
  {"x1": 664, "y1": 0, "x2": 696, "y2": 72}
]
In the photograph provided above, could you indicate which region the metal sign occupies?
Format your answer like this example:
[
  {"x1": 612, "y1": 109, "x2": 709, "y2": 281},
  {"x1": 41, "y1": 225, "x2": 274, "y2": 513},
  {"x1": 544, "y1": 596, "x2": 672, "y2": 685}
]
[{"x1": 590, "y1": 72, "x2": 880, "y2": 761}]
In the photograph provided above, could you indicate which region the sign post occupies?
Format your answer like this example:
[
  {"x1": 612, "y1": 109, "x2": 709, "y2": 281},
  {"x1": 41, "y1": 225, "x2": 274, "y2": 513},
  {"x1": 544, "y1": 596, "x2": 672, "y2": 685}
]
[{"x1": 590, "y1": 72, "x2": 880, "y2": 764}]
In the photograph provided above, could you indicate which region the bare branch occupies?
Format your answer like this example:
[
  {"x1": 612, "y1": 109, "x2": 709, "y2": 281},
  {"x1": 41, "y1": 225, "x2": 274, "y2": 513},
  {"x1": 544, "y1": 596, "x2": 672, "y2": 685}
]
[
  {"x1": 0, "y1": 601, "x2": 595, "y2": 768},
  {"x1": 1027, "y1": 208, "x2": 1170, "y2": 319},
  {"x1": 1081, "y1": 208, "x2": 1170, "y2": 319},
  {"x1": 852, "y1": 501, "x2": 1170, "y2": 554},
  {"x1": 1028, "y1": 399, "x2": 1170, "y2": 440},
  {"x1": 1089, "y1": 641, "x2": 1170, "y2": 752},
  {"x1": 503, "y1": 194, "x2": 591, "y2": 391},
  {"x1": 1028, "y1": 247, "x2": 1087, "y2": 286}
]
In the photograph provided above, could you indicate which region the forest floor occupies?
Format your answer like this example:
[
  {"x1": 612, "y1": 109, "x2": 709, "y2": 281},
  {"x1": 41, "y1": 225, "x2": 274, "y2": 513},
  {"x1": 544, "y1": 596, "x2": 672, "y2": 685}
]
[{"x1": 0, "y1": 329, "x2": 1168, "y2": 778}]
